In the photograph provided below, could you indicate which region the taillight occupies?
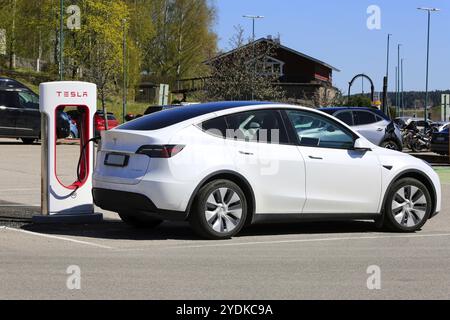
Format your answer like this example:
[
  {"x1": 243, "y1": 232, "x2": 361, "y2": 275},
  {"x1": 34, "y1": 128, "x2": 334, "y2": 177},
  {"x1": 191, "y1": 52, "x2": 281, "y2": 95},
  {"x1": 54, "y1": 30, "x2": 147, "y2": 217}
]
[{"x1": 136, "y1": 145, "x2": 185, "y2": 158}]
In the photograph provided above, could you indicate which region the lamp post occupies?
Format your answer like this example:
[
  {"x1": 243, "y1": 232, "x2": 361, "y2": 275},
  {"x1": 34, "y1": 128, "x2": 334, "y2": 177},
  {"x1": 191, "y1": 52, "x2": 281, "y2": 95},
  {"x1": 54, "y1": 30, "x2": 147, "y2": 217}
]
[
  {"x1": 396, "y1": 44, "x2": 402, "y2": 115},
  {"x1": 59, "y1": 0, "x2": 64, "y2": 81},
  {"x1": 382, "y1": 33, "x2": 392, "y2": 115},
  {"x1": 418, "y1": 7, "x2": 440, "y2": 122},
  {"x1": 243, "y1": 15, "x2": 264, "y2": 100},
  {"x1": 122, "y1": 19, "x2": 127, "y2": 123},
  {"x1": 401, "y1": 58, "x2": 404, "y2": 115}
]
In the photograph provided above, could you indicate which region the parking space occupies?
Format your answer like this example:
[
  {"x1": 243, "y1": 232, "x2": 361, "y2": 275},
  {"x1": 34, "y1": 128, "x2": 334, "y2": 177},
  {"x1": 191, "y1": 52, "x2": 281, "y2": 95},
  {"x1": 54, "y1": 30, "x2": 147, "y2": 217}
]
[{"x1": 1, "y1": 138, "x2": 450, "y2": 300}]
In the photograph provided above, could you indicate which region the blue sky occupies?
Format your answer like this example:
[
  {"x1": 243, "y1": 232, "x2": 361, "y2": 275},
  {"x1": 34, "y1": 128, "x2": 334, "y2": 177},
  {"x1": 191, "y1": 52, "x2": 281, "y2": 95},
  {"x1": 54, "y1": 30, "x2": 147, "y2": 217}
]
[{"x1": 213, "y1": 0, "x2": 450, "y2": 93}]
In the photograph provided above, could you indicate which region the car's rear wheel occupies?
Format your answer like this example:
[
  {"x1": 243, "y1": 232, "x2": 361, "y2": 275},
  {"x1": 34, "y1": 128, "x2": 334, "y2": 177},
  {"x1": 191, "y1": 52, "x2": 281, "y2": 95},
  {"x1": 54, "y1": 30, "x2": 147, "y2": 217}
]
[
  {"x1": 21, "y1": 138, "x2": 36, "y2": 145},
  {"x1": 383, "y1": 178, "x2": 431, "y2": 232},
  {"x1": 118, "y1": 212, "x2": 163, "y2": 229},
  {"x1": 380, "y1": 140, "x2": 401, "y2": 151},
  {"x1": 189, "y1": 180, "x2": 247, "y2": 240}
]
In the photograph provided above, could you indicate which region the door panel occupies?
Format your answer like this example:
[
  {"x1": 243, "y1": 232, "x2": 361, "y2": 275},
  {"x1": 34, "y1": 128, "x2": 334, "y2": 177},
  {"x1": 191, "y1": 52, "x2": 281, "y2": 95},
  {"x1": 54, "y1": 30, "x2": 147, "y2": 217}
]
[
  {"x1": 284, "y1": 109, "x2": 382, "y2": 214},
  {"x1": 232, "y1": 141, "x2": 306, "y2": 214},
  {"x1": 0, "y1": 91, "x2": 19, "y2": 136},
  {"x1": 300, "y1": 147, "x2": 381, "y2": 213},
  {"x1": 222, "y1": 109, "x2": 306, "y2": 214},
  {"x1": 353, "y1": 111, "x2": 386, "y2": 146},
  {"x1": 16, "y1": 91, "x2": 40, "y2": 137}
]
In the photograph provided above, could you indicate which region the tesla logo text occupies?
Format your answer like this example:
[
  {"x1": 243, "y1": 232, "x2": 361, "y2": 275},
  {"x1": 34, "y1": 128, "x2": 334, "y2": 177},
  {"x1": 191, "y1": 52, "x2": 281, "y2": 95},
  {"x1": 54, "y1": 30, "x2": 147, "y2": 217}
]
[{"x1": 56, "y1": 91, "x2": 88, "y2": 98}]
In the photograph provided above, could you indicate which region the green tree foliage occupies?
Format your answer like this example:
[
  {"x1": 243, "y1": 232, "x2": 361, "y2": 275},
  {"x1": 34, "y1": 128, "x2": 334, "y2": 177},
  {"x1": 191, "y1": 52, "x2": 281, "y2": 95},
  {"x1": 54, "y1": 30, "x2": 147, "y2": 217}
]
[
  {"x1": 347, "y1": 94, "x2": 372, "y2": 107},
  {"x1": 0, "y1": 0, "x2": 217, "y2": 104},
  {"x1": 142, "y1": 0, "x2": 217, "y2": 85}
]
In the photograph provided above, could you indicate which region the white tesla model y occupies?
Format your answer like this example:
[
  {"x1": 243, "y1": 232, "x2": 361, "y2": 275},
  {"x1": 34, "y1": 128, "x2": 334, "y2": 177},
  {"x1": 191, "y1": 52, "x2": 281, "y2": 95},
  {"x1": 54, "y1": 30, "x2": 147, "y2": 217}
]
[{"x1": 93, "y1": 102, "x2": 441, "y2": 239}]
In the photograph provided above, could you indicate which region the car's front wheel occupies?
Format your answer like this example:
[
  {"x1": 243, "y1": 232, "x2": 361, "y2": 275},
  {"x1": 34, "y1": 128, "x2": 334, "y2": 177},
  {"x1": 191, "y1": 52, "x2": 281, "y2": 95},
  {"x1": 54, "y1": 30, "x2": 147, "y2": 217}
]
[
  {"x1": 189, "y1": 180, "x2": 247, "y2": 240},
  {"x1": 118, "y1": 212, "x2": 163, "y2": 229},
  {"x1": 383, "y1": 178, "x2": 432, "y2": 232},
  {"x1": 380, "y1": 140, "x2": 401, "y2": 151}
]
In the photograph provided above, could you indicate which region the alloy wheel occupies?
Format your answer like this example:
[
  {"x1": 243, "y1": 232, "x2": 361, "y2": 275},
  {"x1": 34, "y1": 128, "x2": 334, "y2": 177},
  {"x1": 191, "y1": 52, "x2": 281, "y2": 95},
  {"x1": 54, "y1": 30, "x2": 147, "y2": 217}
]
[
  {"x1": 204, "y1": 187, "x2": 243, "y2": 233},
  {"x1": 391, "y1": 185, "x2": 428, "y2": 227}
]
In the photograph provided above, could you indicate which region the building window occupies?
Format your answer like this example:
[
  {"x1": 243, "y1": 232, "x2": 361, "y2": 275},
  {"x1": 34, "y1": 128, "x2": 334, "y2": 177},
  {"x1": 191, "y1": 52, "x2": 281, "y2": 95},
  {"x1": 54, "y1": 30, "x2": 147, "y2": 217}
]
[{"x1": 247, "y1": 56, "x2": 285, "y2": 77}]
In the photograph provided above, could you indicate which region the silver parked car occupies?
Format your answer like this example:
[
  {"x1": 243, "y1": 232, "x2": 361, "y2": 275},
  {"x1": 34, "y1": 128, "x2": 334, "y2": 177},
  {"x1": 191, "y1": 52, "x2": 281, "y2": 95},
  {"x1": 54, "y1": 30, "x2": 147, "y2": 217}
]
[{"x1": 320, "y1": 107, "x2": 403, "y2": 151}]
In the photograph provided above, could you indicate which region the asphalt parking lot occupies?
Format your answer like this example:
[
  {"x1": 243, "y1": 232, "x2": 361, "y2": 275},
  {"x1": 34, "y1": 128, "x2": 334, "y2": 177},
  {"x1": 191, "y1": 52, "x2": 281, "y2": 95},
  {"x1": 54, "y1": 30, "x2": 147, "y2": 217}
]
[{"x1": 1, "y1": 138, "x2": 450, "y2": 300}]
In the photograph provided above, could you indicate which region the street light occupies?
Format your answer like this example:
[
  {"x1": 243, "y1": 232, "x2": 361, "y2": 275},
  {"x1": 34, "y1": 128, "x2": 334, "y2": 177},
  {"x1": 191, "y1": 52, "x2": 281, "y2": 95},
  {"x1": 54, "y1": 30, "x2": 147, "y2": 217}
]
[
  {"x1": 243, "y1": 15, "x2": 265, "y2": 100},
  {"x1": 396, "y1": 44, "x2": 402, "y2": 115},
  {"x1": 382, "y1": 33, "x2": 392, "y2": 115},
  {"x1": 122, "y1": 19, "x2": 127, "y2": 124},
  {"x1": 242, "y1": 15, "x2": 265, "y2": 41},
  {"x1": 60, "y1": 0, "x2": 64, "y2": 81},
  {"x1": 417, "y1": 7, "x2": 440, "y2": 122}
]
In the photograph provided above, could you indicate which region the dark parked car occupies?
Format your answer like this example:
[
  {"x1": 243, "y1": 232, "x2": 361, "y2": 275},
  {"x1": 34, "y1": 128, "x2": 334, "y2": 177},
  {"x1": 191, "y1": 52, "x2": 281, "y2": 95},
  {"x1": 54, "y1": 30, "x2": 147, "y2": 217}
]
[
  {"x1": 431, "y1": 127, "x2": 449, "y2": 155},
  {"x1": 0, "y1": 87, "x2": 70, "y2": 144}
]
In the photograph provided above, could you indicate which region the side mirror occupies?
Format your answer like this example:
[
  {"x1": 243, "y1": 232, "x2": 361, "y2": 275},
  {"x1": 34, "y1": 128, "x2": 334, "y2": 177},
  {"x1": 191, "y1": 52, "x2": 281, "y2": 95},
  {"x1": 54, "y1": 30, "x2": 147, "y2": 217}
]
[{"x1": 353, "y1": 138, "x2": 372, "y2": 152}]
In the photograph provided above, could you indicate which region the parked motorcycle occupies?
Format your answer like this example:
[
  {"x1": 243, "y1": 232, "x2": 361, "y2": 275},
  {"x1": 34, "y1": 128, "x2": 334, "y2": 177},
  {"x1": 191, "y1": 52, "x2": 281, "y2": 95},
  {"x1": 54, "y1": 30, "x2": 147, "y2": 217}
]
[{"x1": 402, "y1": 122, "x2": 432, "y2": 152}]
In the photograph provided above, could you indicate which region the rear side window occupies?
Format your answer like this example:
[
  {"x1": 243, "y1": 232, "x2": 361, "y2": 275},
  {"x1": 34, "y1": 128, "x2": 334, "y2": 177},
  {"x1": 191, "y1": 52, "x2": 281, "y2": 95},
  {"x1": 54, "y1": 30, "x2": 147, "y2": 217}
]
[
  {"x1": 224, "y1": 110, "x2": 289, "y2": 144},
  {"x1": 354, "y1": 111, "x2": 377, "y2": 125},
  {"x1": 200, "y1": 110, "x2": 289, "y2": 144},
  {"x1": 335, "y1": 111, "x2": 353, "y2": 126},
  {"x1": 0, "y1": 91, "x2": 20, "y2": 108},
  {"x1": 200, "y1": 117, "x2": 228, "y2": 138}
]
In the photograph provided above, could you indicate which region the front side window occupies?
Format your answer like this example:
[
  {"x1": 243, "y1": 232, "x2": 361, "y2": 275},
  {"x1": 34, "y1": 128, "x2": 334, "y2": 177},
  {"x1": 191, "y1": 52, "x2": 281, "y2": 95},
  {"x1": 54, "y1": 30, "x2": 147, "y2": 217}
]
[
  {"x1": 286, "y1": 110, "x2": 355, "y2": 149},
  {"x1": 18, "y1": 91, "x2": 39, "y2": 109},
  {"x1": 354, "y1": 111, "x2": 377, "y2": 126}
]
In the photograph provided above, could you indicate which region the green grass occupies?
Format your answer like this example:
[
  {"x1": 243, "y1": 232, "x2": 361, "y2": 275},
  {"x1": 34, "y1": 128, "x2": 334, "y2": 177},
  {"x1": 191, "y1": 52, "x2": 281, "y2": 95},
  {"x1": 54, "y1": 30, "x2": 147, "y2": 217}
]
[
  {"x1": 435, "y1": 167, "x2": 450, "y2": 184},
  {"x1": 101, "y1": 96, "x2": 150, "y2": 124}
]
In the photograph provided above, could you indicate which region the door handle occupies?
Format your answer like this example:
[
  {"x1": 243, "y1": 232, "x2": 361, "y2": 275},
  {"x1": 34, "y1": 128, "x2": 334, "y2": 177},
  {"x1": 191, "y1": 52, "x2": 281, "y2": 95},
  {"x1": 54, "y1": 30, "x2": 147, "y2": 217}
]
[
  {"x1": 239, "y1": 151, "x2": 254, "y2": 156},
  {"x1": 308, "y1": 156, "x2": 323, "y2": 160},
  {"x1": 376, "y1": 128, "x2": 384, "y2": 132}
]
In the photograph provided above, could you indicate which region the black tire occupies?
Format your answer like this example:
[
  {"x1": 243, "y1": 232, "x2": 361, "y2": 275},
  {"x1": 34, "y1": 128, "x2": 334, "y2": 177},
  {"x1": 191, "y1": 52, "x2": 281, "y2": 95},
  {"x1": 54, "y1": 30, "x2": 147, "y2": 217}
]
[
  {"x1": 118, "y1": 212, "x2": 163, "y2": 229},
  {"x1": 380, "y1": 140, "x2": 401, "y2": 151},
  {"x1": 21, "y1": 138, "x2": 36, "y2": 145},
  {"x1": 189, "y1": 179, "x2": 248, "y2": 240},
  {"x1": 383, "y1": 178, "x2": 432, "y2": 232}
]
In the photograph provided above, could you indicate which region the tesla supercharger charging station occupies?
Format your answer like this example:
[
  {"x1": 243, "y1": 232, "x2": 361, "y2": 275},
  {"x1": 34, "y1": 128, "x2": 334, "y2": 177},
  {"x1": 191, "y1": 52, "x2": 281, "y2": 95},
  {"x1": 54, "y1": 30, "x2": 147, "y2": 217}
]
[{"x1": 33, "y1": 81, "x2": 103, "y2": 223}]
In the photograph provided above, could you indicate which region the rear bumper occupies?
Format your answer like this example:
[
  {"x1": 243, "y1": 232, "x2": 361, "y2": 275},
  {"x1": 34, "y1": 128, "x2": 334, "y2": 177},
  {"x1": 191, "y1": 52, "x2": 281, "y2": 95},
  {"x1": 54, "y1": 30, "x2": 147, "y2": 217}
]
[{"x1": 92, "y1": 188, "x2": 187, "y2": 221}]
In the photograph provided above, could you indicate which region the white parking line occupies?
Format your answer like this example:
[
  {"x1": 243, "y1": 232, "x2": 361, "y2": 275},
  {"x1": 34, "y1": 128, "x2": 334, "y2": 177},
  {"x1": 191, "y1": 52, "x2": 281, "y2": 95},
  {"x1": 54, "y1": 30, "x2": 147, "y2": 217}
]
[
  {"x1": 0, "y1": 226, "x2": 115, "y2": 250},
  {"x1": 0, "y1": 188, "x2": 40, "y2": 192},
  {"x1": 0, "y1": 204, "x2": 40, "y2": 207},
  {"x1": 167, "y1": 233, "x2": 450, "y2": 250}
]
